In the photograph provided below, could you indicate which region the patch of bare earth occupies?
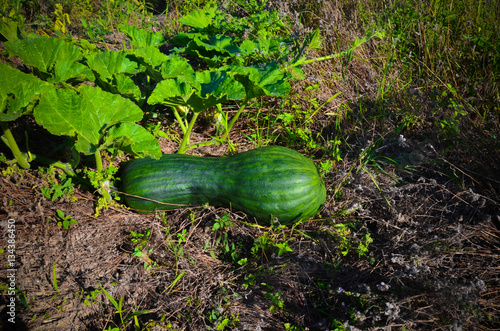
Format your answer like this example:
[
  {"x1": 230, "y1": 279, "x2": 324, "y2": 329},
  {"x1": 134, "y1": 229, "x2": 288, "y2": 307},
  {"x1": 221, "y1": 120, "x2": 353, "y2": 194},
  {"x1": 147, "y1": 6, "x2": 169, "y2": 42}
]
[{"x1": 1, "y1": 118, "x2": 499, "y2": 330}]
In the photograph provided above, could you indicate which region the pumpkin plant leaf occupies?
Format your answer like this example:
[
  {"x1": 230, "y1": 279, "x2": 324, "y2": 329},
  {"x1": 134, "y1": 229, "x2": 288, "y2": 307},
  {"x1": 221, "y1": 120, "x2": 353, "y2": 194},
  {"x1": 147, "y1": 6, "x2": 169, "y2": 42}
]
[
  {"x1": 104, "y1": 122, "x2": 161, "y2": 158},
  {"x1": 34, "y1": 85, "x2": 145, "y2": 155},
  {"x1": 85, "y1": 50, "x2": 140, "y2": 81},
  {"x1": 178, "y1": 4, "x2": 219, "y2": 29},
  {"x1": 160, "y1": 54, "x2": 195, "y2": 80},
  {"x1": 131, "y1": 46, "x2": 168, "y2": 67},
  {"x1": 181, "y1": 34, "x2": 240, "y2": 67},
  {"x1": 111, "y1": 74, "x2": 142, "y2": 101},
  {"x1": 148, "y1": 69, "x2": 245, "y2": 113},
  {"x1": 118, "y1": 24, "x2": 166, "y2": 48},
  {"x1": 0, "y1": 62, "x2": 53, "y2": 122},
  {"x1": 34, "y1": 88, "x2": 100, "y2": 154},
  {"x1": 52, "y1": 59, "x2": 95, "y2": 84},
  {"x1": 229, "y1": 63, "x2": 291, "y2": 99},
  {"x1": 4, "y1": 37, "x2": 82, "y2": 77},
  {"x1": 147, "y1": 79, "x2": 194, "y2": 108},
  {"x1": 0, "y1": 20, "x2": 25, "y2": 41},
  {"x1": 188, "y1": 70, "x2": 245, "y2": 111}
]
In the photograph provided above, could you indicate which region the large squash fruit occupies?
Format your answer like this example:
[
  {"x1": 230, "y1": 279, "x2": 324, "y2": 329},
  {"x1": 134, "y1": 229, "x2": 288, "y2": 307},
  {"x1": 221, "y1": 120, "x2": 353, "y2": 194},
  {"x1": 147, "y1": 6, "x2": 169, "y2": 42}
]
[{"x1": 121, "y1": 146, "x2": 326, "y2": 224}]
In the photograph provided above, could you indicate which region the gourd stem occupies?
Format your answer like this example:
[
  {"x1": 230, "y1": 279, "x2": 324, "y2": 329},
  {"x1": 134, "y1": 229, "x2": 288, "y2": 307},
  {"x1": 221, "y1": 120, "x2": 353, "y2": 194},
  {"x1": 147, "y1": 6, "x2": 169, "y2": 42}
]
[
  {"x1": 177, "y1": 112, "x2": 199, "y2": 154},
  {"x1": 0, "y1": 122, "x2": 30, "y2": 169}
]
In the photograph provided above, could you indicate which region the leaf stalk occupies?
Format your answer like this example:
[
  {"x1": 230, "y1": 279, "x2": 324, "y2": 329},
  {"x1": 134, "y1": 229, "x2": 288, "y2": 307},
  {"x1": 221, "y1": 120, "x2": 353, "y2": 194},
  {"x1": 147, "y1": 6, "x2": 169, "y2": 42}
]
[
  {"x1": 0, "y1": 122, "x2": 30, "y2": 169},
  {"x1": 177, "y1": 112, "x2": 199, "y2": 154}
]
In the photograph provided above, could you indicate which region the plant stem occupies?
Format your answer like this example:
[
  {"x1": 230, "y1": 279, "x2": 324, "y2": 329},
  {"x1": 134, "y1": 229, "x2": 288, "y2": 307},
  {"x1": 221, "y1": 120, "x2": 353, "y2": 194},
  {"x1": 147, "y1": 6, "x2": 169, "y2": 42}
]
[
  {"x1": 172, "y1": 106, "x2": 187, "y2": 133},
  {"x1": 0, "y1": 122, "x2": 30, "y2": 169},
  {"x1": 29, "y1": 154, "x2": 76, "y2": 177},
  {"x1": 185, "y1": 140, "x2": 215, "y2": 151},
  {"x1": 95, "y1": 151, "x2": 103, "y2": 173},
  {"x1": 177, "y1": 112, "x2": 199, "y2": 154},
  {"x1": 94, "y1": 151, "x2": 112, "y2": 202},
  {"x1": 220, "y1": 101, "x2": 247, "y2": 142},
  {"x1": 183, "y1": 102, "x2": 249, "y2": 152}
]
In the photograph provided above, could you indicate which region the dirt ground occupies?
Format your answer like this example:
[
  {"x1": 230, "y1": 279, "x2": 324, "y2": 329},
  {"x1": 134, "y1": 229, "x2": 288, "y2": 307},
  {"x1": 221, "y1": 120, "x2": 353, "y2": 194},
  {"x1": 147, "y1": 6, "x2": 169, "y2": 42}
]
[{"x1": 1, "y1": 105, "x2": 499, "y2": 330}]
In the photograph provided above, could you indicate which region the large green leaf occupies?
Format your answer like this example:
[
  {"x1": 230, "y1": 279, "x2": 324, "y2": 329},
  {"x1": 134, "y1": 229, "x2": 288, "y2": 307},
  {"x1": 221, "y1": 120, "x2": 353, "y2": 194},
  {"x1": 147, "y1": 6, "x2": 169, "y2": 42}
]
[
  {"x1": 228, "y1": 63, "x2": 290, "y2": 99},
  {"x1": 52, "y1": 59, "x2": 95, "y2": 84},
  {"x1": 104, "y1": 123, "x2": 161, "y2": 158},
  {"x1": 160, "y1": 54, "x2": 195, "y2": 80},
  {"x1": 0, "y1": 62, "x2": 53, "y2": 122},
  {"x1": 85, "y1": 50, "x2": 140, "y2": 81},
  {"x1": 178, "y1": 4, "x2": 218, "y2": 29},
  {"x1": 118, "y1": 24, "x2": 166, "y2": 48},
  {"x1": 0, "y1": 21, "x2": 25, "y2": 41},
  {"x1": 195, "y1": 70, "x2": 245, "y2": 101},
  {"x1": 147, "y1": 79, "x2": 194, "y2": 108},
  {"x1": 127, "y1": 46, "x2": 166, "y2": 83},
  {"x1": 148, "y1": 70, "x2": 245, "y2": 113},
  {"x1": 183, "y1": 34, "x2": 240, "y2": 67},
  {"x1": 132, "y1": 46, "x2": 168, "y2": 67},
  {"x1": 4, "y1": 37, "x2": 82, "y2": 74},
  {"x1": 34, "y1": 85, "x2": 144, "y2": 155}
]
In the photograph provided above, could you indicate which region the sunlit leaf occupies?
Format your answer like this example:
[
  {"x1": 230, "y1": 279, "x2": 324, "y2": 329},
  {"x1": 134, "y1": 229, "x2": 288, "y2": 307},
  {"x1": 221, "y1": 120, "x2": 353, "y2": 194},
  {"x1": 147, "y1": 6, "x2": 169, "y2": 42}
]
[
  {"x1": 5, "y1": 37, "x2": 82, "y2": 74},
  {"x1": 160, "y1": 54, "x2": 195, "y2": 80},
  {"x1": 148, "y1": 79, "x2": 194, "y2": 107},
  {"x1": 178, "y1": 4, "x2": 218, "y2": 29},
  {"x1": 132, "y1": 46, "x2": 168, "y2": 67},
  {"x1": 229, "y1": 63, "x2": 290, "y2": 99},
  {"x1": 34, "y1": 85, "x2": 144, "y2": 155},
  {"x1": 0, "y1": 62, "x2": 53, "y2": 122},
  {"x1": 105, "y1": 122, "x2": 161, "y2": 158},
  {"x1": 52, "y1": 60, "x2": 95, "y2": 83},
  {"x1": 85, "y1": 50, "x2": 140, "y2": 81},
  {"x1": 0, "y1": 21, "x2": 25, "y2": 41},
  {"x1": 118, "y1": 24, "x2": 166, "y2": 48}
]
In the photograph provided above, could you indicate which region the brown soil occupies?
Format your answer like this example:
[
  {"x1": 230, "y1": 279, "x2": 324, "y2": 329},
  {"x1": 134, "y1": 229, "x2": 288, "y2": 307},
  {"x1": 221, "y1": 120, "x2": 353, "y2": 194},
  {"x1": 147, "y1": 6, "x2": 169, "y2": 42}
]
[{"x1": 1, "y1": 108, "x2": 499, "y2": 330}]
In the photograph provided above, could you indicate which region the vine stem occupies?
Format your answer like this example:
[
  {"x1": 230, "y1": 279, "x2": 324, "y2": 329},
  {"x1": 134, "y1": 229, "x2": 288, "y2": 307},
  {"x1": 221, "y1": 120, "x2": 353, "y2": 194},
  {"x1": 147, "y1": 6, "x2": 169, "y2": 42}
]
[{"x1": 0, "y1": 122, "x2": 30, "y2": 169}]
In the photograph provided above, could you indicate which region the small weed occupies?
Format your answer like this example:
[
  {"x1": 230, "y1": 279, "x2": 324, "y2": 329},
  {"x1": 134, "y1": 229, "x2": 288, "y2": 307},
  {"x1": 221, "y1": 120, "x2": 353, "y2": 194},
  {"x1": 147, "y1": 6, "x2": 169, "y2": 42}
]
[
  {"x1": 163, "y1": 270, "x2": 186, "y2": 295},
  {"x1": 251, "y1": 224, "x2": 294, "y2": 260},
  {"x1": 55, "y1": 209, "x2": 77, "y2": 230},
  {"x1": 39, "y1": 167, "x2": 75, "y2": 202},
  {"x1": 82, "y1": 163, "x2": 120, "y2": 216},
  {"x1": 284, "y1": 323, "x2": 305, "y2": 330},
  {"x1": 81, "y1": 288, "x2": 102, "y2": 306},
  {"x1": 357, "y1": 233, "x2": 373, "y2": 258},
  {"x1": 51, "y1": 260, "x2": 58, "y2": 298},
  {"x1": 326, "y1": 221, "x2": 374, "y2": 259},
  {"x1": 130, "y1": 228, "x2": 157, "y2": 270},
  {"x1": 97, "y1": 281, "x2": 151, "y2": 331},
  {"x1": 209, "y1": 213, "x2": 242, "y2": 263},
  {"x1": 264, "y1": 290, "x2": 285, "y2": 314}
]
